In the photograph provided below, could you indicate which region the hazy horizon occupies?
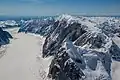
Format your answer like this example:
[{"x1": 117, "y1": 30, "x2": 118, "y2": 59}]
[{"x1": 0, "y1": 0, "x2": 120, "y2": 16}]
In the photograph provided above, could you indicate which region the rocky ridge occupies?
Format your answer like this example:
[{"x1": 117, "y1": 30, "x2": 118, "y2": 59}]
[{"x1": 18, "y1": 14, "x2": 120, "y2": 80}]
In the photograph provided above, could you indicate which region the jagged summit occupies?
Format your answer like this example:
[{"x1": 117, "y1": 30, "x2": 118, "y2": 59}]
[
  {"x1": 18, "y1": 14, "x2": 120, "y2": 80},
  {"x1": 42, "y1": 14, "x2": 120, "y2": 80}
]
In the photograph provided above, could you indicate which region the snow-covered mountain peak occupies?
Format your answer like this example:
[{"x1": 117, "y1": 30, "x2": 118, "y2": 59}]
[
  {"x1": 18, "y1": 15, "x2": 120, "y2": 80},
  {"x1": 56, "y1": 14, "x2": 79, "y2": 24},
  {"x1": 56, "y1": 14, "x2": 102, "y2": 33}
]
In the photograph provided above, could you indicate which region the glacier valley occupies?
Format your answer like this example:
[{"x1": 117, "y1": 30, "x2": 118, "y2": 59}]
[{"x1": 0, "y1": 14, "x2": 120, "y2": 80}]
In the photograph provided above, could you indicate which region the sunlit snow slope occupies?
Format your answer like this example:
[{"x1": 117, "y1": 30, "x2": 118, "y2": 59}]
[{"x1": 0, "y1": 28, "x2": 50, "y2": 80}]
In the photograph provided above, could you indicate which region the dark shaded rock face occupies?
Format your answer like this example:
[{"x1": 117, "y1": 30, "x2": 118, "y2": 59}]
[
  {"x1": 0, "y1": 27, "x2": 12, "y2": 46},
  {"x1": 110, "y1": 40, "x2": 120, "y2": 61},
  {"x1": 48, "y1": 47, "x2": 85, "y2": 80},
  {"x1": 43, "y1": 21, "x2": 86, "y2": 57},
  {"x1": 42, "y1": 15, "x2": 120, "y2": 80},
  {"x1": 18, "y1": 17, "x2": 55, "y2": 36},
  {"x1": 74, "y1": 32, "x2": 108, "y2": 49},
  {"x1": 48, "y1": 47, "x2": 112, "y2": 80}
]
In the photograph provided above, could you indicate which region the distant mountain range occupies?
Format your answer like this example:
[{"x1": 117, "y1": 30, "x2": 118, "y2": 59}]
[
  {"x1": 0, "y1": 15, "x2": 56, "y2": 21},
  {"x1": 0, "y1": 15, "x2": 120, "y2": 21}
]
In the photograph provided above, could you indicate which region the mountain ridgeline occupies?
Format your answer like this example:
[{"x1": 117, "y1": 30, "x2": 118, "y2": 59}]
[{"x1": 18, "y1": 14, "x2": 120, "y2": 80}]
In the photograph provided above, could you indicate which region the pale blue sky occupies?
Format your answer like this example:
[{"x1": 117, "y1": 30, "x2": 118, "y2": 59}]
[{"x1": 0, "y1": 0, "x2": 120, "y2": 16}]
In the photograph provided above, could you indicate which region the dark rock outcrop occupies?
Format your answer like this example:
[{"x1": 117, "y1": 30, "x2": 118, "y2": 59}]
[
  {"x1": 43, "y1": 20, "x2": 86, "y2": 57},
  {"x1": 110, "y1": 38, "x2": 120, "y2": 61},
  {"x1": 0, "y1": 27, "x2": 12, "y2": 46},
  {"x1": 42, "y1": 15, "x2": 116, "y2": 80}
]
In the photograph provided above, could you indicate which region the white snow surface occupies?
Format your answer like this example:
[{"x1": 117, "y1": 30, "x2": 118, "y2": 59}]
[
  {"x1": 112, "y1": 60, "x2": 120, "y2": 80},
  {"x1": 0, "y1": 28, "x2": 52, "y2": 80},
  {"x1": 0, "y1": 20, "x2": 18, "y2": 27}
]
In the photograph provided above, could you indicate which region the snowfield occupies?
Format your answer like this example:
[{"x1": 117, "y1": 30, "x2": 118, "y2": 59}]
[
  {"x1": 0, "y1": 28, "x2": 52, "y2": 80},
  {"x1": 112, "y1": 60, "x2": 120, "y2": 80}
]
